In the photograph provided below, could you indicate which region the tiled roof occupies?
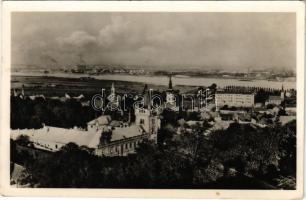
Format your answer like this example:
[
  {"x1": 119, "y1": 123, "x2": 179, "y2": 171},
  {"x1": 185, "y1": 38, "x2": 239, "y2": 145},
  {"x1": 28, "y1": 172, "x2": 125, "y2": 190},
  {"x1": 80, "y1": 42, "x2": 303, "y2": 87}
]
[
  {"x1": 87, "y1": 115, "x2": 111, "y2": 125},
  {"x1": 216, "y1": 90, "x2": 254, "y2": 95},
  {"x1": 111, "y1": 125, "x2": 145, "y2": 141},
  {"x1": 11, "y1": 126, "x2": 101, "y2": 149},
  {"x1": 11, "y1": 124, "x2": 145, "y2": 150}
]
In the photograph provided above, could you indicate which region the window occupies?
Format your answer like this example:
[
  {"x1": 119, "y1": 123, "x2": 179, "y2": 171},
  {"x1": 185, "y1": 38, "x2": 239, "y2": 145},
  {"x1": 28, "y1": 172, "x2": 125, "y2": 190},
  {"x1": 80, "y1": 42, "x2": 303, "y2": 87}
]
[{"x1": 140, "y1": 119, "x2": 145, "y2": 125}]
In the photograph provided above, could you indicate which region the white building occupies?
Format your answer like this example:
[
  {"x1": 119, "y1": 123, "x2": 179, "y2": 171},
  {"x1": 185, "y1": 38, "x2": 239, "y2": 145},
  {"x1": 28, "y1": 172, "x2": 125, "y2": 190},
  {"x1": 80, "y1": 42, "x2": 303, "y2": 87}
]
[
  {"x1": 11, "y1": 118, "x2": 152, "y2": 157},
  {"x1": 95, "y1": 125, "x2": 147, "y2": 156},
  {"x1": 11, "y1": 126, "x2": 101, "y2": 152},
  {"x1": 135, "y1": 108, "x2": 161, "y2": 141},
  {"x1": 215, "y1": 92, "x2": 255, "y2": 109},
  {"x1": 87, "y1": 115, "x2": 111, "y2": 132},
  {"x1": 265, "y1": 96, "x2": 282, "y2": 106}
]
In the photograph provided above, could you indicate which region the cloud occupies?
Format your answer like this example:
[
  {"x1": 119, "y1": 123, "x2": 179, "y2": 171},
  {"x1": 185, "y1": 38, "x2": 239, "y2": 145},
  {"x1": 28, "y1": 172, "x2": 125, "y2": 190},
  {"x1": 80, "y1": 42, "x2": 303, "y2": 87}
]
[
  {"x1": 57, "y1": 30, "x2": 97, "y2": 47},
  {"x1": 97, "y1": 16, "x2": 130, "y2": 48},
  {"x1": 57, "y1": 16, "x2": 137, "y2": 50},
  {"x1": 12, "y1": 12, "x2": 296, "y2": 70}
]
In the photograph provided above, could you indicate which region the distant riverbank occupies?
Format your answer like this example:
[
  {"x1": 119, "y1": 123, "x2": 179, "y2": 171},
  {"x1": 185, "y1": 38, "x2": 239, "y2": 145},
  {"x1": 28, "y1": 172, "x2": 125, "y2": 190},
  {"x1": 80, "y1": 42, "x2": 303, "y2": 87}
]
[{"x1": 11, "y1": 72, "x2": 296, "y2": 90}]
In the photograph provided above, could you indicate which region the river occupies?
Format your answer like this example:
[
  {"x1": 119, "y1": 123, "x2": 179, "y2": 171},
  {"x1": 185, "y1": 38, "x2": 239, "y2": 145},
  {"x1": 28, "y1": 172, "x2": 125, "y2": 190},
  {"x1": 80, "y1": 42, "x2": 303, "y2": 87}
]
[{"x1": 12, "y1": 72, "x2": 296, "y2": 90}]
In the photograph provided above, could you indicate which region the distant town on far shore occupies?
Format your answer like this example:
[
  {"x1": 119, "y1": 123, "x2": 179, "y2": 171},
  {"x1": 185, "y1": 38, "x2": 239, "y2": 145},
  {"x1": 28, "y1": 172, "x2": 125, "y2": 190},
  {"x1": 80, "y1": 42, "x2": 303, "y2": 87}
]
[{"x1": 12, "y1": 62, "x2": 296, "y2": 82}]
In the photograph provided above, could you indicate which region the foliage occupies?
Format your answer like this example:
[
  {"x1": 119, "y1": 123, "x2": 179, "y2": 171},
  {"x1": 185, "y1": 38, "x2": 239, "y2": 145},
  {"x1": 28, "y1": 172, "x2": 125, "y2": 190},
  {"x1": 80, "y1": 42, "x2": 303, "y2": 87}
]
[
  {"x1": 274, "y1": 176, "x2": 296, "y2": 189},
  {"x1": 99, "y1": 130, "x2": 112, "y2": 145},
  {"x1": 15, "y1": 135, "x2": 31, "y2": 146},
  {"x1": 12, "y1": 120, "x2": 296, "y2": 189},
  {"x1": 11, "y1": 97, "x2": 99, "y2": 129}
]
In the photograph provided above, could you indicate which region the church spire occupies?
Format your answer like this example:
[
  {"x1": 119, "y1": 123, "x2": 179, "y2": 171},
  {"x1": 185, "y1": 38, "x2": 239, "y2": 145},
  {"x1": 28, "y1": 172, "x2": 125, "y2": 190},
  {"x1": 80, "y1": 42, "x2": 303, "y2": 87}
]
[
  {"x1": 168, "y1": 75, "x2": 173, "y2": 90},
  {"x1": 111, "y1": 82, "x2": 115, "y2": 95},
  {"x1": 142, "y1": 84, "x2": 151, "y2": 109},
  {"x1": 281, "y1": 84, "x2": 285, "y2": 100},
  {"x1": 142, "y1": 84, "x2": 148, "y2": 95}
]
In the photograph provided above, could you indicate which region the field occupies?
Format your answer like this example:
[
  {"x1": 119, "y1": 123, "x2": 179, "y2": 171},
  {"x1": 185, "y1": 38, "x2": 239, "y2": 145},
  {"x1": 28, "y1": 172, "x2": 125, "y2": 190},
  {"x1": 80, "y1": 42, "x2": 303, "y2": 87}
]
[{"x1": 11, "y1": 75, "x2": 198, "y2": 99}]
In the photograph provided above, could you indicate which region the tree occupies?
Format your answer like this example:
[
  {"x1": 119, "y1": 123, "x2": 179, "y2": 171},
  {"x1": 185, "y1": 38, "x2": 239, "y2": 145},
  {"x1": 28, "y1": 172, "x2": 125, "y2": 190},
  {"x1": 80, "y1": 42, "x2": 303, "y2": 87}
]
[
  {"x1": 15, "y1": 135, "x2": 31, "y2": 146},
  {"x1": 99, "y1": 130, "x2": 112, "y2": 145}
]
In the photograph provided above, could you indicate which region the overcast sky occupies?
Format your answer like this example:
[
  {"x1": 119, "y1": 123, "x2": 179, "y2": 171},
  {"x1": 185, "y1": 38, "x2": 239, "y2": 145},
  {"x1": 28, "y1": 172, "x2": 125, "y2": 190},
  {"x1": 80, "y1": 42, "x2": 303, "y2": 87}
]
[{"x1": 12, "y1": 12, "x2": 296, "y2": 71}]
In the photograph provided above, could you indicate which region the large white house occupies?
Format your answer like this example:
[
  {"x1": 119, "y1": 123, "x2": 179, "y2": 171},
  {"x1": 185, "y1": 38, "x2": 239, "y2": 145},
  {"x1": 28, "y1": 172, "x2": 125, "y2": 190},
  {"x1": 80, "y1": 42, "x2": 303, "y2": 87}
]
[
  {"x1": 215, "y1": 91, "x2": 255, "y2": 109},
  {"x1": 11, "y1": 108, "x2": 159, "y2": 157}
]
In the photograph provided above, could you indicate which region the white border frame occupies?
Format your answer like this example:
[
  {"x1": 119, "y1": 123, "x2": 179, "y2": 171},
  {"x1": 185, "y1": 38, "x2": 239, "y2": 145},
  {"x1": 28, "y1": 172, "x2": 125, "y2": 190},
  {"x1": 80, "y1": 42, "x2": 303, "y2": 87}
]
[{"x1": 0, "y1": 1, "x2": 304, "y2": 199}]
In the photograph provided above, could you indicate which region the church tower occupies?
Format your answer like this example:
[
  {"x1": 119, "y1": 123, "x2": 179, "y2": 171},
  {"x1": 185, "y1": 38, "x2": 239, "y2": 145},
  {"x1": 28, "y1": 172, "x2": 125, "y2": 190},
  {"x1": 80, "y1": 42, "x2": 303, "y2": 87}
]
[
  {"x1": 280, "y1": 84, "x2": 285, "y2": 100},
  {"x1": 142, "y1": 84, "x2": 151, "y2": 109},
  {"x1": 165, "y1": 75, "x2": 178, "y2": 111},
  {"x1": 166, "y1": 75, "x2": 174, "y2": 103},
  {"x1": 107, "y1": 82, "x2": 120, "y2": 107},
  {"x1": 135, "y1": 108, "x2": 160, "y2": 142},
  {"x1": 111, "y1": 82, "x2": 115, "y2": 96},
  {"x1": 168, "y1": 75, "x2": 173, "y2": 90},
  {"x1": 135, "y1": 84, "x2": 160, "y2": 142}
]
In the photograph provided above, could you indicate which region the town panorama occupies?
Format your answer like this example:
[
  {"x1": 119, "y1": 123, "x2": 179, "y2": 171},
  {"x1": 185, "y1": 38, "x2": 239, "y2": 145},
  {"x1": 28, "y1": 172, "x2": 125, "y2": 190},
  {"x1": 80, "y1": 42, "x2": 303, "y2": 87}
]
[{"x1": 10, "y1": 12, "x2": 297, "y2": 189}]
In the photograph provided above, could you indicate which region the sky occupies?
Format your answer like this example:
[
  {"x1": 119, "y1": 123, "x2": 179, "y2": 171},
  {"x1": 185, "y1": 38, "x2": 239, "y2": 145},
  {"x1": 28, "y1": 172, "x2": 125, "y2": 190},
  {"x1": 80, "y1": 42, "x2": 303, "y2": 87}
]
[{"x1": 12, "y1": 12, "x2": 296, "y2": 71}]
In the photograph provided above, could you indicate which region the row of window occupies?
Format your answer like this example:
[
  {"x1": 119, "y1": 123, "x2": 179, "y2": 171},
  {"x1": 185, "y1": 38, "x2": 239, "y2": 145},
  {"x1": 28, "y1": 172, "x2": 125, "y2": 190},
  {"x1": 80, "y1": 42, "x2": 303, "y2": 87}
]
[
  {"x1": 217, "y1": 97, "x2": 253, "y2": 100},
  {"x1": 108, "y1": 140, "x2": 142, "y2": 154},
  {"x1": 216, "y1": 94, "x2": 254, "y2": 97}
]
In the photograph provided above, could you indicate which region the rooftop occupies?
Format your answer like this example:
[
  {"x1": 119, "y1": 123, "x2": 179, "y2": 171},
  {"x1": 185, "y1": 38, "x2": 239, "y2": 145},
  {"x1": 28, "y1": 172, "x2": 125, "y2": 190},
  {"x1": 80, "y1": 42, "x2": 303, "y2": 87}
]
[
  {"x1": 87, "y1": 115, "x2": 111, "y2": 126},
  {"x1": 279, "y1": 116, "x2": 296, "y2": 125},
  {"x1": 11, "y1": 123, "x2": 146, "y2": 149},
  {"x1": 216, "y1": 90, "x2": 255, "y2": 95},
  {"x1": 267, "y1": 96, "x2": 282, "y2": 101},
  {"x1": 111, "y1": 125, "x2": 145, "y2": 141},
  {"x1": 11, "y1": 126, "x2": 101, "y2": 148}
]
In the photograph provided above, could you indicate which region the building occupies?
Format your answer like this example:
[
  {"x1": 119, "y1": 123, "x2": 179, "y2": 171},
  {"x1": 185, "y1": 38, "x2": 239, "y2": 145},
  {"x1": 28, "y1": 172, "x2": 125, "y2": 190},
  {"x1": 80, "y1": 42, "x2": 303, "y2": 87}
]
[
  {"x1": 265, "y1": 96, "x2": 282, "y2": 106},
  {"x1": 95, "y1": 125, "x2": 148, "y2": 156},
  {"x1": 134, "y1": 84, "x2": 161, "y2": 141},
  {"x1": 71, "y1": 64, "x2": 87, "y2": 73},
  {"x1": 165, "y1": 75, "x2": 179, "y2": 111},
  {"x1": 87, "y1": 115, "x2": 111, "y2": 132},
  {"x1": 12, "y1": 87, "x2": 25, "y2": 99},
  {"x1": 265, "y1": 85, "x2": 285, "y2": 106},
  {"x1": 280, "y1": 84, "x2": 285, "y2": 100},
  {"x1": 11, "y1": 83, "x2": 161, "y2": 157},
  {"x1": 107, "y1": 82, "x2": 120, "y2": 107},
  {"x1": 11, "y1": 117, "x2": 152, "y2": 157},
  {"x1": 95, "y1": 83, "x2": 160, "y2": 157},
  {"x1": 11, "y1": 126, "x2": 101, "y2": 152},
  {"x1": 96, "y1": 101, "x2": 160, "y2": 156},
  {"x1": 279, "y1": 115, "x2": 296, "y2": 125},
  {"x1": 135, "y1": 108, "x2": 160, "y2": 141},
  {"x1": 285, "y1": 106, "x2": 296, "y2": 115},
  {"x1": 215, "y1": 91, "x2": 255, "y2": 109}
]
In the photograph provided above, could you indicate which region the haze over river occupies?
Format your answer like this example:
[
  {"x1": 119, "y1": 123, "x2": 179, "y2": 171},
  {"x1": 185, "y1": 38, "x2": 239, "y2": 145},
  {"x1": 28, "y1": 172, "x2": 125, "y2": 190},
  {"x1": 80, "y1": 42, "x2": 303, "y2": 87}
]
[{"x1": 12, "y1": 72, "x2": 296, "y2": 90}]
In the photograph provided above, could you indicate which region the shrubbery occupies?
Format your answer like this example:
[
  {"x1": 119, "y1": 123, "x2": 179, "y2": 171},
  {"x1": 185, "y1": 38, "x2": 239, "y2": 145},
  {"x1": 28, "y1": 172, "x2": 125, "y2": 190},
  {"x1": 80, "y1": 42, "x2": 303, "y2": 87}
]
[{"x1": 12, "y1": 120, "x2": 296, "y2": 189}]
